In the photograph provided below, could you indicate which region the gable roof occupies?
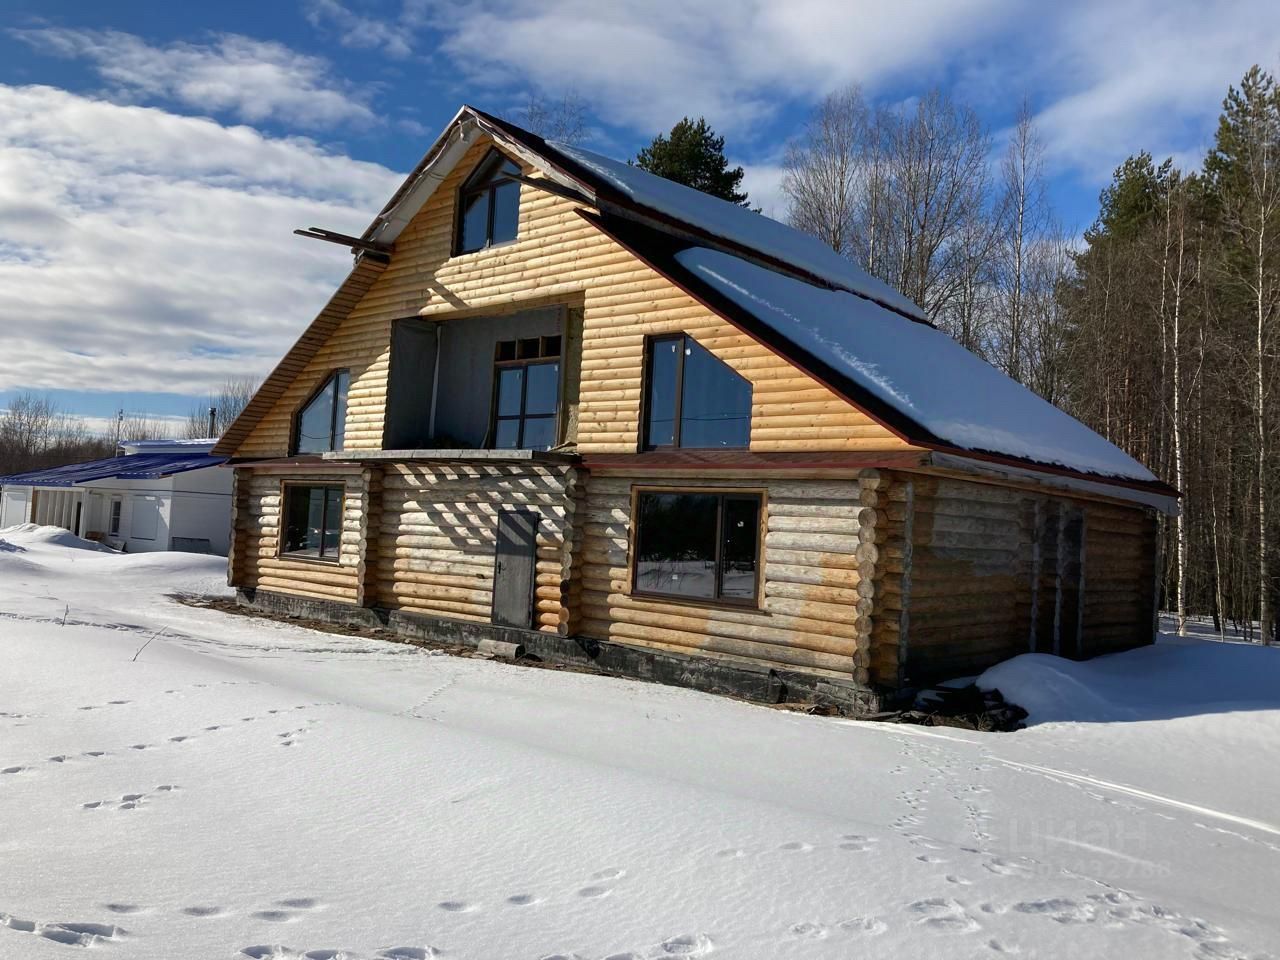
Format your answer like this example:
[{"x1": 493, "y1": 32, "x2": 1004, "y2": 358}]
[
  {"x1": 582, "y1": 210, "x2": 1169, "y2": 492},
  {"x1": 213, "y1": 105, "x2": 1171, "y2": 496}
]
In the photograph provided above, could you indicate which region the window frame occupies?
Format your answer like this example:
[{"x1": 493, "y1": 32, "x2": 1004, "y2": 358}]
[
  {"x1": 641, "y1": 333, "x2": 752, "y2": 451},
  {"x1": 278, "y1": 481, "x2": 346, "y2": 564},
  {"x1": 488, "y1": 336, "x2": 562, "y2": 451},
  {"x1": 453, "y1": 148, "x2": 522, "y2": 256},
  {"x1": 290, "y1": 368, "x2": 349, "y2": 456},
  {"x1": 629, "y1": 486, "x2": 766, "y2": 609},
  {"x1": 108, "y1": 496, "x2": 122, "y2": 536}
]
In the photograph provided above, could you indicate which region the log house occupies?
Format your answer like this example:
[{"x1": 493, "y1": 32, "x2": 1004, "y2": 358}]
[{"x1": 215, "y1": 107, "x2": 1177, "y2": 708}]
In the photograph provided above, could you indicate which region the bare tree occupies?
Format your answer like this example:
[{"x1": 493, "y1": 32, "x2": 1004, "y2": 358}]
[
  {"x1": 995, "y1": 101, "x2": 1050, "y2": 383},
  {"x1": 782, "y1": 85, "x2": 870, "y2": 256},
  {"x1": 520, "y1": 91, "x2": 588, "y2": 144},
  {"x1": 183, "y1": 376, "x2": 260, "y2": 440}
]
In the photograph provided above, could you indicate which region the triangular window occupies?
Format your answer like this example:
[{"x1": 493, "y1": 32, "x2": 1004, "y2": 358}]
[
  {"x1": 293, "y1": 369, "x2": 349, "y2": 454},
  {"x1": 456, "y1": 150, "x2": 522, "y2": 254}
]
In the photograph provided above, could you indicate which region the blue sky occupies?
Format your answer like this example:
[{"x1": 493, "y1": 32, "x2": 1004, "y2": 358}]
[{"x1": 1, "y1": 0, "x2": 1277, "y2": 429}]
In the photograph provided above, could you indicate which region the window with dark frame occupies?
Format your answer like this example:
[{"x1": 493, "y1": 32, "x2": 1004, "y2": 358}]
[
  {"x1": 643, "y1": 334, "x2": 751, "y2": 450},
  {"x1": 108, "y1": 498, "x2": 122, "y2": 536},
  {"x1": 491, "y1": 335, "x2": 561, "y2": 451},
  {"x1": 282, "y1": 484, "x2": 344, "y2": 561},
  {"x1": 293, "y1": 370, "x2": 349, "y2": 455},
  {"x1": 633, "y1": 490, "x2": 762, "y2": 604},
  {"x1": 456, "y1": 150, "x2": 522, "y2": 255}
]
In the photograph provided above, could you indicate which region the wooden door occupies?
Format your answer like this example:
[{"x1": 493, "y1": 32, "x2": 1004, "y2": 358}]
[{"x1": 492, "y1": 508, "x2": 538, "y2": 629}]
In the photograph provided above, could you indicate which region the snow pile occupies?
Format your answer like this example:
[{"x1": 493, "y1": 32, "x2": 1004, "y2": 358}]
[
  {"x1": 547, "y1": 141, "x2": 927, "y2": 321},
  {"x1": 675, "y1": 246, "x2": 1157, "y2": 482},
  {"x1": 2, "y1": 542, "x2": 1278, "y2": 959},
  {"x1": 0, "y1": 523, "x2": 114, "y2": 552},
  {"x1": 978, "y1": 640, "x2": 1280, "y2": 725}
]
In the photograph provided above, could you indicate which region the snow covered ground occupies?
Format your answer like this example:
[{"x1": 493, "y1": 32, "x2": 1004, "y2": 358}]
[{"x1": 1, "y1": 523, "x2": 1277, "y2": 960}]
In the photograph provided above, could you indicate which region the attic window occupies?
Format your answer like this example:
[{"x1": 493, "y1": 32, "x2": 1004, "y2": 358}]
[
  {"x1": 293, "y1": 369, "x2": 349, "y2": 455},
  {"x1": 456, "y1": 150, "x2": 521, "y2": 254}
]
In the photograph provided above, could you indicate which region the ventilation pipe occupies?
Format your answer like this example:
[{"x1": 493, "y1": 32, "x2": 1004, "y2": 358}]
[{"x1": 208, "y1": 406, "x2": 217, "y2": 438}]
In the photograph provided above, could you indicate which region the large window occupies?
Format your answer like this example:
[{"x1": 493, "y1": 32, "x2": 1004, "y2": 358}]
[
  {"x1": 294, "y1": 370, "x2": 349, "y2": 455},
  {"x1": 491, "y1": 336, "x2": 561, "y2": 450},
  {"x1": 633, "y1": 490, "x2": 762, "y2": 604},
  {"x1": 282, "y1": 484, "x2": 344, "y2": 561},
  {"x1": 456, "y1": 150, "x2": 521, "y2": 254},
  {"x1": 644, "y1": 334, "x2": 751, "y2": 449}
]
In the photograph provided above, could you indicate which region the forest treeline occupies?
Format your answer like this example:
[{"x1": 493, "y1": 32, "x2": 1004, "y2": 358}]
[
  {"x1": 0, "y1": 378, "x2": 257, "y2": 478},
  {"x1": 775, "y1": 68, "x2": 1279, "y2": 640}
]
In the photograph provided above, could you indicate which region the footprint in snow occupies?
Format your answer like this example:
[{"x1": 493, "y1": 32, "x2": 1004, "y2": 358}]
[
  {"x1": 378, "y1": 950, "x2": 437, "y2": 960},
  {"x1": 182, "y1": 905, "x2": 224, "y2": 917},
  {"x1": 577, "y1": 886, "x2": 611, "y2": 899},
  {"x1": 778, "y1": 841, "x2": 813, "y2": 852},
  {"x1": 2, "y1": 766, "x2": 26, "y2": 774},
  {"x1": 788, "y1": 922, "x2": 828, "y2": 939},
  {"x1": 251, "y1": 911, "x2": 294, "y2": 923},
  {"x1": 169, "y1": 735, "x2": 193, "y2": 743},
  {"x1": 103, "y1": 904, "x2": 143, "y2": 915},
  {"x1": 436, "y1": 901, "x2": 476, "y2": 912},
  {"x1": 592, "y1": 868, "x2": 625, "y2": 880},
  {"x1": 838, "y1": 916, "x2": 888, "y2": 936},
  {"x1": 506, "y1": 894, "x2": 541, "y2": 906},
  {"x1": 657, "y1": 933, "x2": 714, "y2": 956}
]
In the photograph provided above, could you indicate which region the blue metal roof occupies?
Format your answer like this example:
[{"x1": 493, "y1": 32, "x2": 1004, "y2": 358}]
[{"x1": 0, "y1": 452, "x2": 227, "y2": 487}]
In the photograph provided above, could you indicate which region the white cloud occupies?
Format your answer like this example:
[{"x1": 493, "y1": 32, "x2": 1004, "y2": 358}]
[
  {"x1": 10, "y1": 28, "x2": 377, "y2": 129},
  {"x1": 425, "y1": 0, "x2": 1280, "y2": 188},
  {"x1": 1025, "y1": 2, "x2": 1280, "y2": 182},
  {"x1": 739, "y1": 162, "x2": 788, "y2": 221},
  {"x1": 0, "y1": 84, "x2": 403, "y2": 402},
  {"x1": 303, "y1": 0, "x2": 430, "y2": 59},
  {"x1": 429, "y1": 0, "x2": 1010, "y2": 137}
]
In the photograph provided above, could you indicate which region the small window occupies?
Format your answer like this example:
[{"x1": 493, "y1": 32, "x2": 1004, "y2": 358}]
[
  {"x1": 456, "y1": 150, "x2": 522, "y2": 254},
  {"x1": 294, "y1": 370, "x2": 349, "y2": 455},
  {"x1": 282, "y1": 485, "x2": 344, "y2": 561},
  {"x1": 633, "y1": 491, "x2": 762, "y2": 604},
  {"x1": 644, "y1": 335, "x2": 751, "y2": 449},
  {"x1": 108, "y1": 497, "x2": 122, "y2": 536},
  {"x1": 491, "y1": 337, "x2": 561, "y2": 451}
]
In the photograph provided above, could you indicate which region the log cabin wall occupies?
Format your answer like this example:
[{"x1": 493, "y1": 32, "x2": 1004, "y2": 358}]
[
  {"x1": 231, "y1": 468, "x2": 367, "y2": 604},
  {"x1": 578, "y1": 470, "x2": 887, "y2": 680},
  {"x1": 870, "y1": 472, "x2": 1159, "y2": 686},
  {"x1": 229, "y1": 135, "x2": 915, "y2": 460},
  {"x1": 373, "y1": 462, "x2": 580, "y2": 634}
]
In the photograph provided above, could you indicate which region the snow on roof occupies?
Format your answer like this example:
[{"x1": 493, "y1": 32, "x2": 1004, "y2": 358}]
[
  {"x1": 120, "y1": 438, "x2": 217, "y2": 452},
  {"x1": 543, "y1": 141, "x2": 927, "y2": 322},
  {"x1": 674, "y1": 246, "x2": 1157, "y2": 483}
]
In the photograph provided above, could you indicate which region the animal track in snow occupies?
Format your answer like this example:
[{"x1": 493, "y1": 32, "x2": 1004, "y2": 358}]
[
  {"x1": 838, "y1": 916, "x2": 888, "y2": 936},
  {"x1": 506, "y1": 894, "x2": 541, "y2": 906},
  {"x1": 656, "y1": 933, "x2": 715, "y2": 955},
  {"x1": 182, "y1": 905, "x2": 224, "y2": 917},
  {"x1": 577, "y1": 886, "x2": 611, "y2": 899},
  {"x1": 2, "y1": 765, "x2": 26, "y2": 774},
  {"x1": 436, "y1": 900, "x2": 476, "y2": 912},
  {"x1": 907, "y1": 897, "x2": 981, "y2": 933},
  {"x1": 83, "y1": 784, "x2": 179, "y2": 811},
  {"x1": 1, "y1": 912, "x2": 126, "y2": 947},
  {"x1": 778, "y1": 841, "x2": 813, "y2": 852},
  {"x1": 103, "y1": 903, "x2": 143, "y2": 914},
  {"x1": 378, "y1": 949, "x2": 437, "y2": 960},
  {"x1": 788, "y1": 922, "x2": 828, "y2": 939}
]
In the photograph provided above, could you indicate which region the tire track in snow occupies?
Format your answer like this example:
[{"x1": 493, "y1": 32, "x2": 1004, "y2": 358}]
[{"x1": 990, "y1": 757, "x2": 1280, "y2": 839}]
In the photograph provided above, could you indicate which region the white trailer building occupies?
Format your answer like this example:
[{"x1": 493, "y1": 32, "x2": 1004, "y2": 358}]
[{"x1": 0, "y1": 439, "x2": 231, "y2": 555}]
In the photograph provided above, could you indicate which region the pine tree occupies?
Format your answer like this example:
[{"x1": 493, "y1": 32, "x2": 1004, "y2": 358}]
[{"x1": 633, "y1": 117, "x2": 750, "y2": 206}]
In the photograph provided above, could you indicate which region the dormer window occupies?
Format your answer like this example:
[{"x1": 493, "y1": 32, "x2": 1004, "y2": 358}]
[
  {"x1": 456, "y1": 150, "x2": 521, "y2": 254},
  {"x1": 293, "y1": 369, "x2": 349, "y2": 455}
]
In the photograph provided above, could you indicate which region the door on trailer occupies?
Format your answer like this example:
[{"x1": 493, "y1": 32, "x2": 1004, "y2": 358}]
[
  {"x1": 492, "y1": 508, "x2": 539, "y2": 629},
  {"x1": 1, "y1": 489, "x2": 29, "y2": 527}
]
